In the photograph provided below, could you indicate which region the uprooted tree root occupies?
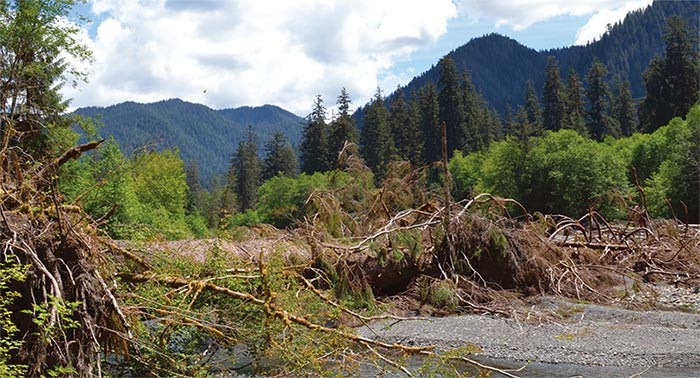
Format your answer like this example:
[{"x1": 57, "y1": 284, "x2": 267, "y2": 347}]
[
  {"x1": 306, "y1": 191, "x2": 700, "y2": 317},
  {"x1": 1, "y1": 142, "x2": 132, "y2": 377}
]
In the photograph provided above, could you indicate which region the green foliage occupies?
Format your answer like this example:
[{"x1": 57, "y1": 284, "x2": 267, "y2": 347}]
[
  {"x1": 526, "y1": 130, "x2": 628, "y2": 216},
  {"x1": 62, "y1": 145, "x2": 198, "y2": 240},
  {"x1": 452, "y1": 130, "x2": 629, "y2": 217},
  {"x1": 121, "y1": 148, "x2": 192, "y2": 239},
  {"x1": 0, "y1": 0, "x2": 92, "y2": 161},
  {"x1": 451, "y1": 105, "x2": 699, "y2": 220},
  {"x1": 256, "y1": 171, "x2": 351, "y2": 228},
  {"x1": 448, "y1": 150, "x2": 485, "y2": 200},
  {"x1": 0, "y1": 257, "x2": 28, "y2": 377},
  {"x1": 640, "y1": 106, "x2": 699, "y2": 221},
  {"x1": 223, "y1": 209, "x2": 263, "y2": 228},
  {"x1": 475, "y1": 137, "x2": 528, "y2": 201}
]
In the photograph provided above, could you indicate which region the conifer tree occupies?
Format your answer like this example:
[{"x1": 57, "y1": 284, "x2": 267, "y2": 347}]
[
  {"x1": 361, "y1": 88, "x2": 395, "y2": 179},
  {"x1": 262, "y1": 131, "x2": 298, "y2": 180},
  {"x1": 438, "y1": 56, "x2": 466, "y2": 156},
  {"x1": 524, "y1": 80, "x2": 543, "y2": 135},
  {"x1": 612, "y1": 77, "x2": 638, "y2": 137},
  {"x1": 503, "y1": 103, "x2": 516, "y2": 137},
  {"x1": 185, "y1": 160, "x2": 203, "y2": 214},
  {"x1": 300, "y1": 94, "x2": 329, "y2": 173},
  {"x1": 233, "y1": 126, "x2": 261, "y2": 211},
  {"x1": 405, "y1": 89, "x2": 424, "y2": 165},
  {"x1": 327, "y1": 87, "x2": 358, "y2": 167},
  {"x1": 564, "y1": 68, "x2": 588, "y2": 136},
  {"x1": 542, "y1": 56, "x2": 565, "y2": 131},
  {"x1": 461, "y1": 71, "x2": 483, "y2": 152},
  {"x1": 389, "y1": 87, "x2": 418, "y2": 164},
  {"x1": 585, "y1": 59, "x2": 616, "y2": 140},
  {"x1": 220, "y1": 166, "x2": 238, "y2": 220},
  {"x1": 640, "y1": 16, "x2": 700, "y2": 132},
  {"x1": 419, "y1": 83, "x2": 441, "y2": 164}
]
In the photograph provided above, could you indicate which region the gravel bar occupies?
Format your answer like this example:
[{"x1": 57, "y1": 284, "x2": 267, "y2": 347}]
[{"x1": 357, "y1": 298, "x2": 700, "y2": 376}]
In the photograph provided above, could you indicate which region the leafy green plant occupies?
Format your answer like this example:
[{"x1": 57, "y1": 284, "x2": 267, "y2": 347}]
[{"x1": 0, "y1": 257, "x2": 28, "y2": 377}]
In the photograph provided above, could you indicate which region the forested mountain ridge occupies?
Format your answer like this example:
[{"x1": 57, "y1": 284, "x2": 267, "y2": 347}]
[
  {"x1": 377, "y1": 0, "x2": 698, "y2": 113},
  {"x1": 75, "y1": 99, "x2": 304, "y2": 185}
]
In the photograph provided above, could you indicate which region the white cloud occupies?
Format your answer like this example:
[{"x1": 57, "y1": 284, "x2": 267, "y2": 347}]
[
  {"x1": 457, "y1": 0, "x2": 652, "y2": 32},
  {"x1": 63, "y1": 0, "x2": 654, "y2": 114},
  {"x1": 574, "y1": 1, "x2": 653, "y2": 45},
  {"x1": 64, "y1": 0, "x2": 457, "y2": 114}
]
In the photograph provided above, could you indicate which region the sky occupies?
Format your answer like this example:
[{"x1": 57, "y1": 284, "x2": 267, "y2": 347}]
[{"x1": 63, "y1": 0, "x2": 654, "y2": 116}]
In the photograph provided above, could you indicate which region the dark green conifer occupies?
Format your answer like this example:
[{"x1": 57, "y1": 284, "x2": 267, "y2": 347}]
[
  {"x1": 564, "y1": 68, "x2": 588, "y2": 136},
  {"x1": 612, "y1": 77, "x2": 638, "y2": 137},
  {"x1": 327, "y1": 87, "x2": 358, "y2": 167},
  {"x1": 361, "y1": 88, "x2": 395, "y2": 180},
  {"x1": 263, "y1": 131, "x2": 298, "y2": 180},
  {"x1": 233, "y1": 126, "x2": 261, "y2": 211},
  {"x1": 300, "y1": 95, "x2": 329, "y2": 173},
  {"x1": 640, "y1": 16, "x2": 700, "y2": 131},
  {"x1": 438, "y1": 56, "x2": 466, "y2": 156},
  {"x1": 585, "y1": 59, "x2": 615, "y2": 140},
  {"x1": 524, "y1": 80, "x2": 543, "y2": 135},
  {"x1": 419, "y1": 83, "x2": 441, "y2": 164},
  {"x1": 542, "y1": 56, "x2": 565, "y2": 131}
]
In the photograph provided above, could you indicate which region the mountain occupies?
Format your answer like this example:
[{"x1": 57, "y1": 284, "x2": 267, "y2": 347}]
[
  {"x1": 75, "y1": 99, "x2": 304, "y2": 185},
  {"x1": 372, "y1": 0, "x2": 698, "y2": 114}
]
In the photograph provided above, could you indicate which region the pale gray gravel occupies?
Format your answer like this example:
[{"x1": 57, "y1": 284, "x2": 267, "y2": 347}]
[{"x1": 357, "y1": 297, "x2": 700, "y2": 377}]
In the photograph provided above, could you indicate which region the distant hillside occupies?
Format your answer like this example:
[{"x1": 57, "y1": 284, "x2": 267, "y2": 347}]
[
  {"x1": 371, "y1": 0, "x2": 698, "y2": 114},
  {"x1": 75, "y1": 99, "x2": 304, "y2": 185}
]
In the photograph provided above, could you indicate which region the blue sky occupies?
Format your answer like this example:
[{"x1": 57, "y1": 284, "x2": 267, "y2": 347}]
[{"x1": 63, "y1": 0, "x2": 653, "y2": 115}]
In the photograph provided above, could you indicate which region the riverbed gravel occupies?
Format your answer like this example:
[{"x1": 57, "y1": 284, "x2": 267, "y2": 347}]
[{"x1": 357, "y1": 290, "x2": 700, "y2": 376}]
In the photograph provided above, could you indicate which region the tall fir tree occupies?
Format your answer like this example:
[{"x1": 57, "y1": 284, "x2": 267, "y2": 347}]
[
  {"x1": 438, "y1": 56, "x2": 466, "y2": 156},
  {"x1": 563, "y1": 67, "x2": 588, "y2": 136},
  {"x1": 612, "y1": 76, "x2": 638, "y2": 137},
  {"x1": 361, "y1": 88, "x2": 395, "y2": 180},
  {"x1": 524, "y1": 80, "x2": 543, "y2": 135},
  {"x1": 389, "y1": 86, "x2": 422, "y2": 165},
  {"x1": 300, "y1": 94, "x2": 329, "y2": 174},
  {"x1": 542, "y1": 56, "x2": 566, "y2": 131},
  {"x1": 640, "y1": 16, "x2": 700, "y2": 132},
  {"x1": 220, "y1": 165, "x2": 238, "y2": 220},
  {"x1": 262, "y1": 130, "x2": 298, "y2": 180},
  {"x1": 327, "y1": 87, "x2": 358, "y2": 167},
  {"x1": 503, "y1": 103, "x2": 517, "y2": 137},
  {"x1": 405, "y1": 89, "x2": 424, "y2": 166},
  {"x1": 585, "y1": 59, "x2": 617, "y2": 140},
  {"x1": 419, "y1": 83, "x2": 441, "y2": 164},
  {"x1": 233, "y1": 126, "x2": 261, "y2": 211},
  {"x1": 185, "y1": 160, "x2": 203, "y2": 214},
  {"x1": 461, "y1": 71, "x2": 484, "y2": 152}
]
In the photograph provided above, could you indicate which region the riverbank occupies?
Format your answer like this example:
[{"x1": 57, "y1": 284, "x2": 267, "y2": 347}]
[{"x1": 358, "y1": 291, "x2": 700, "y2": 376}]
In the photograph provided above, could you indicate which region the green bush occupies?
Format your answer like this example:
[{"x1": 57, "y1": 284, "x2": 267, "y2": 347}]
[{"x1": 256, "y1": 171, "x2": 351, "y2": 228}]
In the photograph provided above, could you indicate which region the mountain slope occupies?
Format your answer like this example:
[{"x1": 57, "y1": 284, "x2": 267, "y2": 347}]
[
  {"x1": 75, "y1": 99, "x2": 304, "y2": 185},
  {"x1": 385, "y1": 0, "x2": 698, "y2": 113}
]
